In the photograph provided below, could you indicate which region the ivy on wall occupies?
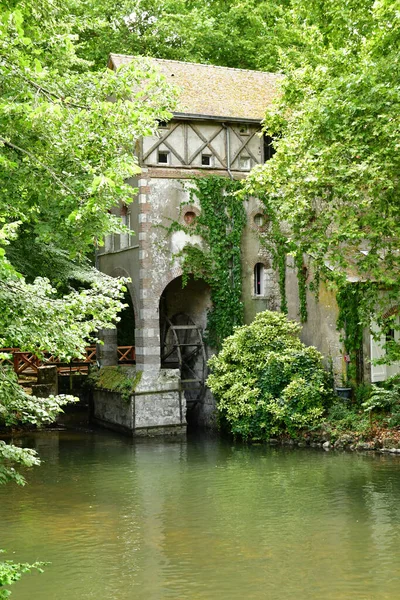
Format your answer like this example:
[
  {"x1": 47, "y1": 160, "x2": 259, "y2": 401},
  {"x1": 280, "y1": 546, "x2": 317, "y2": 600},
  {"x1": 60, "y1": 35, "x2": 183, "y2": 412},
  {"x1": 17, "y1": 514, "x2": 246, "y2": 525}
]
[
  {"x1": 336, "y1": 282, "x2": 365, "y2": 384},
  {"x1": 167, "y1": 176, "x2": 246, "y2": 349},
  {"x1": 255, "y1": 193, "x2": 308, "y2": 320},
  {"x1": 294, "y1": 249, "x2": 308, "y2": 323},
  {"x1": 256, "y1": 197, "x2": 367, "y2": 382}
]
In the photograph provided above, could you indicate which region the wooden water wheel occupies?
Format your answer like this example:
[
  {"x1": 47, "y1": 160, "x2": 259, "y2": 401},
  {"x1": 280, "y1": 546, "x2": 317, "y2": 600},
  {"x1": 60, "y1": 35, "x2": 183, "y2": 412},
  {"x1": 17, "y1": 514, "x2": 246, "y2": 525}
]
[{"x1": 161, "y1": 313, "x2": 207, "y2": 410}]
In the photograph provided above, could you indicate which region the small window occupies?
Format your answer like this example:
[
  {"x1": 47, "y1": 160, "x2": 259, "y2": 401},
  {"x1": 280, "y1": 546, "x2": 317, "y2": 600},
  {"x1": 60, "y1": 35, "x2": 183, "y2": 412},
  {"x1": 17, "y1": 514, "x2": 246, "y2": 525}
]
[
  {"x1": 158, "y1": 150, "x2": 169, "y2": 164},
  {"x1": 239, "y1": 125, "x2": 250, "y2": 136},
  {"x1": 386, "y1": 328, "x2": 395, "y2": 343},
  {"x1": 263, "y1": 135, "x2": 276, "y2": 161},
  {"x1": 239, "y1": 155, "x2": 251, "y2": 170},
  {"x1": 121, "y1": 213, "x2": 130, "y2": 228},
  {"x1": 157, "y1": 120, "x2": 169, "y2": 129},
  {"x1": 253, "y1": 213, "x2": 265, "y2": 228},
  {"x1": 201, "y1": 154, "x2": 213, "y2": 167},
  {"x1": 184, "y1": 211, "x2": 196, "y2": 225},
  {"x1": 254, "y1": 263, "x2": 265, "y2": 296},
  {"x1": 121, "y1": 204, "x2": 128, "y2": 226}
]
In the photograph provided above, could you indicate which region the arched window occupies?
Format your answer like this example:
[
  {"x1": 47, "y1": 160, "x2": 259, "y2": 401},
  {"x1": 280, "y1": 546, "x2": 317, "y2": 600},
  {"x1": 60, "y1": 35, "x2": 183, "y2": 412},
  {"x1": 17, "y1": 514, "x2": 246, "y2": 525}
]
[{"x1": 254, "y1": 263, "x2": 265, "y2": 296}]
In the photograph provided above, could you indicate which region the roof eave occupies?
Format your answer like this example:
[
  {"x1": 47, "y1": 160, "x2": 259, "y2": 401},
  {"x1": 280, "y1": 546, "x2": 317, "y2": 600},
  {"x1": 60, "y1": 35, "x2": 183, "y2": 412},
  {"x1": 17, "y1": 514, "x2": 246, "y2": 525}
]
[{"x1": 172, "y1": 112, "x2": 262, "y2": 124}]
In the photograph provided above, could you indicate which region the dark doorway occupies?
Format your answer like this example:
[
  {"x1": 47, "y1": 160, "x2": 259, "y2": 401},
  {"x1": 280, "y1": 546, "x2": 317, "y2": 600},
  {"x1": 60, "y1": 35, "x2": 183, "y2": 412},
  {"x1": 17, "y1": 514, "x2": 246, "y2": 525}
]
[{"x1": 117, "y1": 291, "x2": 135, "y2": 346}]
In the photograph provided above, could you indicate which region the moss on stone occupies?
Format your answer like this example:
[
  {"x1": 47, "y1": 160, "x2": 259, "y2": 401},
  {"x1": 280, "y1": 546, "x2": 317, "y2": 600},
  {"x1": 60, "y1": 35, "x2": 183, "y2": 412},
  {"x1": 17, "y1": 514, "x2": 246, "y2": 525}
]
[{"x1": 88, "y1": 366, "x2": 142, "y2": 402}]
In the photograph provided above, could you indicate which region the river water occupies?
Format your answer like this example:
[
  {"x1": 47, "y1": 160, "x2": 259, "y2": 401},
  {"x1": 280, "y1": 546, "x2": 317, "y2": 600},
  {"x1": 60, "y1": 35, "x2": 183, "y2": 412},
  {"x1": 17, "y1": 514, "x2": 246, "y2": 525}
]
[{"x1": 1, "y1": 429, "x2": 400, "y2": 600}]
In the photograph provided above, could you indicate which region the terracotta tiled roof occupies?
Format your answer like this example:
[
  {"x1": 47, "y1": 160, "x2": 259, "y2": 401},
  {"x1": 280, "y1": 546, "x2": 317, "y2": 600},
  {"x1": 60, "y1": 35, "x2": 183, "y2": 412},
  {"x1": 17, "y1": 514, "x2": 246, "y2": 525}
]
[{"x1": 108, "y1": 54, "x2": 282, "y2": 122}]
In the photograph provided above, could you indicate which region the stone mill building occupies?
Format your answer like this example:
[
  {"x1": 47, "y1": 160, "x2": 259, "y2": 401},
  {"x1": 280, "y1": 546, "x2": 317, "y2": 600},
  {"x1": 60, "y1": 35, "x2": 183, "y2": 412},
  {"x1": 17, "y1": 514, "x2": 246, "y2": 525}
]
[
  {"x1": 92, "y1": 55, "x2": 400, "y2": 435},
  {"x1": 94, "y1": 54, "x2": 284, "y2": 433}
]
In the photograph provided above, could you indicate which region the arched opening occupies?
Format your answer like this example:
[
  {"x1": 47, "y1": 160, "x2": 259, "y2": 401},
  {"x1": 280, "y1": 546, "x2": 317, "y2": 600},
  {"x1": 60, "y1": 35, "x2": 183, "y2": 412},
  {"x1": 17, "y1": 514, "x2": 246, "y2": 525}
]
[
  {"x1": 159, "y1": 275, "x2": 211, "y2": 425},
  {"x1": 116, "y1": 290, "x2": 136, "y2": 362},
  {"x1": 254, "y1": 263, "x2": 265, "y2": 296}
]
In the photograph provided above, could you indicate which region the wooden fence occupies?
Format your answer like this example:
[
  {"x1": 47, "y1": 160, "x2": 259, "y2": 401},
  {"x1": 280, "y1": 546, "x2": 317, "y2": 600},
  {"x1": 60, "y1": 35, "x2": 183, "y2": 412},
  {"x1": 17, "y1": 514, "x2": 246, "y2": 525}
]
[{"x1": 0, "y1": 346, "x2": 136, "y2": 376}]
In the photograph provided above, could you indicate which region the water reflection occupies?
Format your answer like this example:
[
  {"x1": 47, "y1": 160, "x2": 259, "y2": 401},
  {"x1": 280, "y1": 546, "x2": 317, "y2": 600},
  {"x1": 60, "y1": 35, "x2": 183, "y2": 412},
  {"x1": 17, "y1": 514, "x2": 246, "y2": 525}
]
[{"x1": 1, "y1": 431, "x2": 400, "y2": 599}]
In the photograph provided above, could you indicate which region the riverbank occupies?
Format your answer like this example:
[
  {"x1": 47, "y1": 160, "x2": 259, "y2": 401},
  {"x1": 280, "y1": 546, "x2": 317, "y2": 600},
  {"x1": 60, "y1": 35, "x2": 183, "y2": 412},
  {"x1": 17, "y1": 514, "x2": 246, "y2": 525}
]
[
  {"x1": 271, "y1": 409, "x2": 400, "y2": 453},
  {"x1": 2, "y1": 392, "x2": 400, "y2": 454},
  {"x1": 269, "y1": 431, "x2": 400, "y2": 453}
]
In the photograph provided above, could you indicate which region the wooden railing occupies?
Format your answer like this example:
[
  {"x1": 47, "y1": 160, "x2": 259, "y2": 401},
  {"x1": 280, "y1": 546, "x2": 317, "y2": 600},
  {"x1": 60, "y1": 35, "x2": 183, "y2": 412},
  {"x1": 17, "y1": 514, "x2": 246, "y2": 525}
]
[
  {"x1": 117, "y1": 346, "x2": 136, "y2": 363},
  {"x1": 0, "y1": 346, "x2": 136, "y2": 376}
]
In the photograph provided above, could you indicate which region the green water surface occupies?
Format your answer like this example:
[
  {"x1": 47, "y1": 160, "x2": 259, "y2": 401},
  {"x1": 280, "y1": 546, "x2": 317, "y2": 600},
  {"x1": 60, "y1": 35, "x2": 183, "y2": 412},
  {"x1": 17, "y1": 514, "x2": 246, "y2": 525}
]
[{"x1": 1, "y1": 430, "x2": 400, "y2": 600}]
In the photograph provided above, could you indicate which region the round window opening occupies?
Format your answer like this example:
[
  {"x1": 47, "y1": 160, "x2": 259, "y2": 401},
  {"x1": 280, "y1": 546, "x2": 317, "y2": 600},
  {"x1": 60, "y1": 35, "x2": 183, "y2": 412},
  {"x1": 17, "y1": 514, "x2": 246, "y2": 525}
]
[
  {"x1": 184, "y1": 211, "x2": 197, "y2": 225},
  {"x1": 254, "y1": 213, "x2": 266, "y2": 228}
]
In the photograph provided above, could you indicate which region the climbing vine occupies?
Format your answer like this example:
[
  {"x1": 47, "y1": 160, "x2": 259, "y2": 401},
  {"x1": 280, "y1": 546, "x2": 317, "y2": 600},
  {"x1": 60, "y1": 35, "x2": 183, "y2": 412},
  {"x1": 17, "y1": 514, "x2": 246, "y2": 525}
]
[
  {"x1": 276, "y1": 240, "x2": 288, "y2": 315},
  {"x1": 167, "y1": 176, "x2": 246, "y2": 349},
  {"x1": 253, "y1": 193, "x2": 310, "y2": 320},
  {"x1": 336, "y1": 283, "x2": 365, "y2": 384},
  {"x1": 294, "y1": 249, "x2": 308, "y2": 323}
]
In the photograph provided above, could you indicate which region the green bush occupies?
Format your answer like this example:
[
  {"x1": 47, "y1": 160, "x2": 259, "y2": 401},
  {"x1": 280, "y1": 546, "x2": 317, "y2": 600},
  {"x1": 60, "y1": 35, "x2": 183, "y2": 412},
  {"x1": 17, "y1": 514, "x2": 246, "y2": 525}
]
[
  {"x1": 354, "y1": 383, "x2": 374, "y2": 406},
  {"x1": 362, "y1": 375, "x2": 400, "y2": 413},
  {"x1": 326, "y1": 402, "x2": 371, "y2": 439},
  {"x1": 207, "y1": 311, "x2": 333, "y2": 440}
]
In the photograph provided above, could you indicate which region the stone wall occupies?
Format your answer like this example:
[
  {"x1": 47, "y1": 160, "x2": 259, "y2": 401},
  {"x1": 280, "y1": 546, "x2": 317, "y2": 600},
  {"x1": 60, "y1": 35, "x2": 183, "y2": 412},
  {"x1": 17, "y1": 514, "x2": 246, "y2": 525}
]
[
  {"x1": 92, "y1": 368, "x2": 186, "y2": 436},
  {"x1": 93, "y1": 389, "x2": 133, "y2": 433},
  {"x1": 285, "y1": 257, "x2": 344, "y2": 383}
]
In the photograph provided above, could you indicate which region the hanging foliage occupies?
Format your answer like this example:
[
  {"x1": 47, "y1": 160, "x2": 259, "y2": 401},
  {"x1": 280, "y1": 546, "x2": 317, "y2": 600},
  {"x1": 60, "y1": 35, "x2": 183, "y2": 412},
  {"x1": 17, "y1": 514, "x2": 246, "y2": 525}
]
[
  {"x1": 250, "y1": 191, "x2": 308, "y2": 320},
  {"x1": 167, "y1": 176, "x2": 246, "y2": 349},
  {"x1": 245, "y1": 0, "x2": 400, "y2": 374},
  {"x1": 294, "y1": 249, "x2": 308, "y2": 323},
  {"x1": 336, "y1": 283, "x2": 364, "y2": 383}
]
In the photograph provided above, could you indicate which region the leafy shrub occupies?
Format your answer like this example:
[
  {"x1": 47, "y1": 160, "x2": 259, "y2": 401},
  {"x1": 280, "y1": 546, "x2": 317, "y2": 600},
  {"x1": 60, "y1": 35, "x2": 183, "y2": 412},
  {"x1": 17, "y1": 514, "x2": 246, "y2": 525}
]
[
  {"x1": 387, "y1": 410, "x2": 400, "y2": 428},
  {"x1": 362, "y1": 376, "x2": 400, "y2": 415},
  {"x1": 325, "y1": 402, "x2": 371, "y2": 439},
  {"x1": 0, "y1": 553, "x2": 45, "y2": 599},
  {"x1": 354, "y1": 383, "x2": 374, "y2": 406},
  {"x1": 207, "y1": 311, "x2": 333, "y2": 440}
]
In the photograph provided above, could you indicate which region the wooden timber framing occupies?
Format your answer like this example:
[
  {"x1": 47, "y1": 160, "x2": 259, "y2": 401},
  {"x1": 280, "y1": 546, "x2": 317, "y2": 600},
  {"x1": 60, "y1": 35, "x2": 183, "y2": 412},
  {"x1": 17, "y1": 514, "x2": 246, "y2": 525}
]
[{"x1": 141, "y1": 120, "x2": 262, "y2": 171}]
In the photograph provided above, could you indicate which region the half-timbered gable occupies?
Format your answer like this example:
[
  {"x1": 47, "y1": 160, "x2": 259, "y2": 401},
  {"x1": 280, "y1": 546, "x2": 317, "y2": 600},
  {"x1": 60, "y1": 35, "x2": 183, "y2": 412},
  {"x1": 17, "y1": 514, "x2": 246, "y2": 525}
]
[{"x1": 142, "y1": 121, "x2": 262, "y2": 172}]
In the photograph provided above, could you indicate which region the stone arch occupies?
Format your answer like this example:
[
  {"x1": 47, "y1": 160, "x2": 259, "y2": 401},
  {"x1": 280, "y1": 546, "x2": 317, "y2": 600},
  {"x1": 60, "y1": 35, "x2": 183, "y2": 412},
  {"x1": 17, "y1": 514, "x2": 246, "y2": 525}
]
[
  {"x1": 110, "y1": 266, "x2": 139, "y2": 322},
  {"x1": 159, "y1": 274, "x2": 211, "y2": 423},
  {"x1": 152, "y1": 265, "x2": 184, "y2": 299},
  {"x1": 159, "y1": 274, "x2": 211, "y2": 333},
  {"x1": 110, "y1": 267, "x2": 138, "y2": 349}
]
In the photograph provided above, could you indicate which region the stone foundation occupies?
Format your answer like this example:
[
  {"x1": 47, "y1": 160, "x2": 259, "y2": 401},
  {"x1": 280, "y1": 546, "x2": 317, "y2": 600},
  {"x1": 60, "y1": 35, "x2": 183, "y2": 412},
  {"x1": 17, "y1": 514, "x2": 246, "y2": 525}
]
[{"x1": 92, "y1": 368, "x2": 186, "y2": 436}]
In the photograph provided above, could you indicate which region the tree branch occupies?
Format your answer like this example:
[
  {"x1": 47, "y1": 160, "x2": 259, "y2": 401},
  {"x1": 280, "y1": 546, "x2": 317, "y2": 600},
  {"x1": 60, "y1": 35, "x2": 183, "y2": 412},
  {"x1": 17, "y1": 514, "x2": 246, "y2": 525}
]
[
  {"x1": 0, "y1": 136, "x2": 79, "y2": 197},
  {"x1": 2, "y1": 59, "x2": 90, "y2": 110}
]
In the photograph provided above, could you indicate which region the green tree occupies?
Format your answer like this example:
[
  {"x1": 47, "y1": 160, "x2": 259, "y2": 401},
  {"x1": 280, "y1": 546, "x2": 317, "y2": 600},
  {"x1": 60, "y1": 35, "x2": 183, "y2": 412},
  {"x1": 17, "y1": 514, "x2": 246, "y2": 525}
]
[
  {"x1": 246, "y1": 0, "x2": 400, "y2": 362},
  {"x1": 0, "y1": 0, "x2": 175, "y2": 593},
  {"x1": 68, "y1": 0, "x2": 378, "y2": 72},
  {"x1": 68, "y1": 0, "x2": 302, "y2": 71},
  {"x1": 0, "y1": 0, "x2": 175, "y2": 354}
]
